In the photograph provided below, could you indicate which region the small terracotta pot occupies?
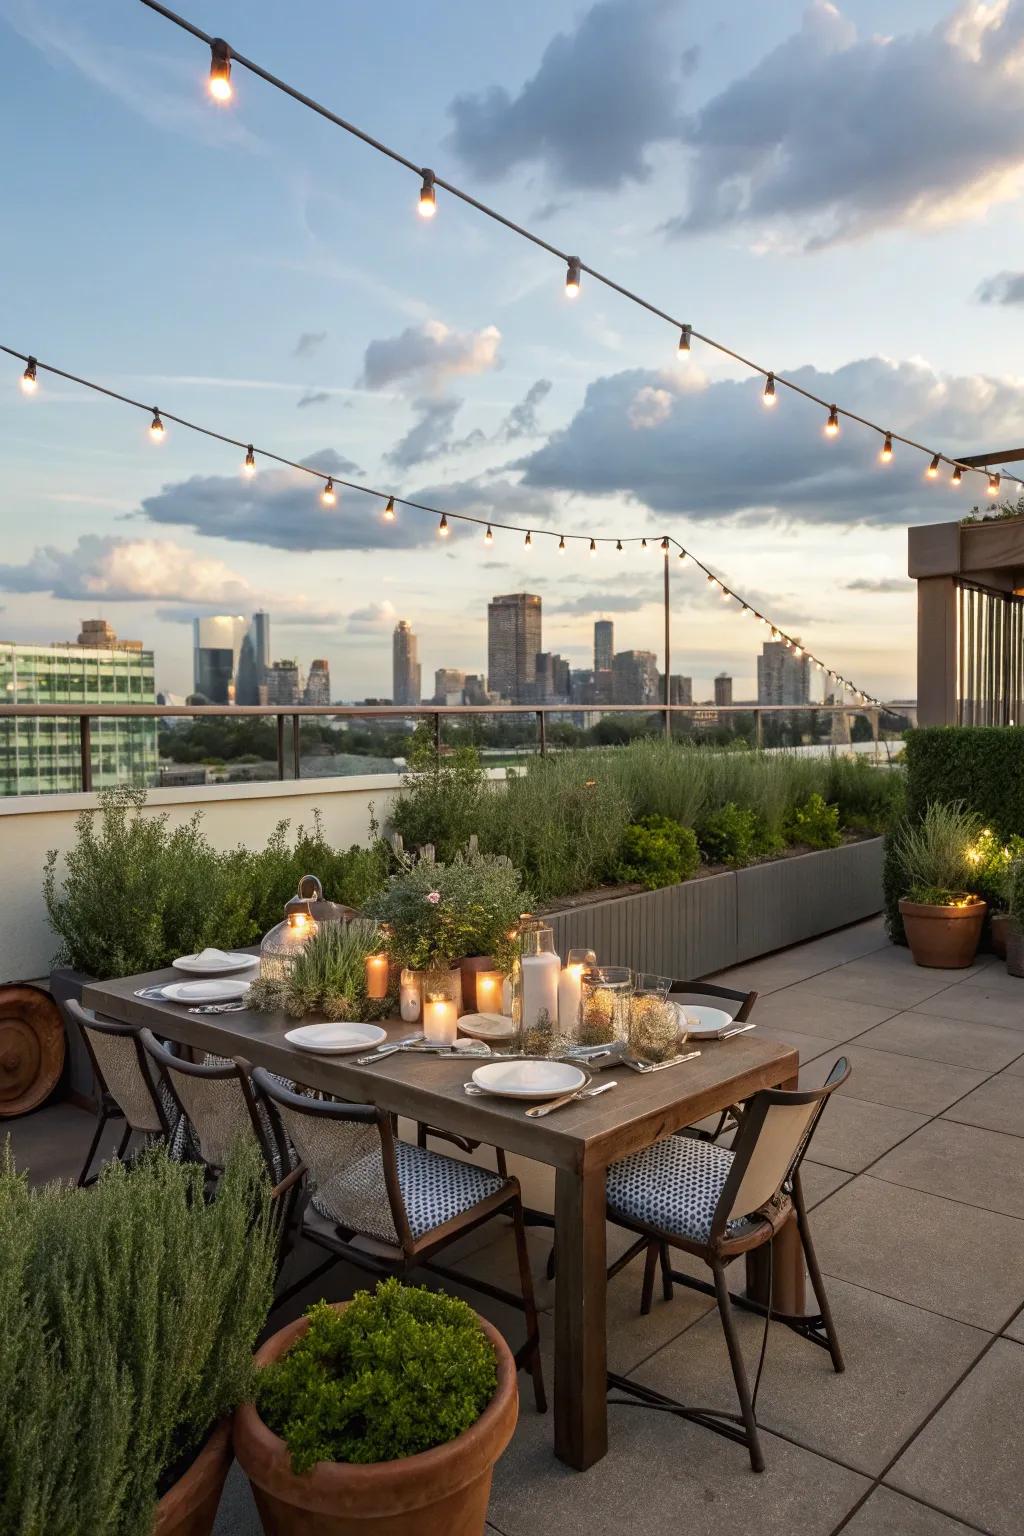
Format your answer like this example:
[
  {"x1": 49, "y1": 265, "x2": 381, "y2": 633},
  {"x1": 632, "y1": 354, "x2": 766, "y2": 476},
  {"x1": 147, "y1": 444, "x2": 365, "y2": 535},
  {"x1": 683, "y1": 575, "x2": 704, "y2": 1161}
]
[
  {"x1": 152, "y1": 1418, "x2": 232, "y2": 1536},
  {"x1": 459, "y1": 955, "x2": 499, "y2": 1014},
  {"x1": 1007, "y1": 921, "x2": 1024, "y2": 979},
  {"x1": 899, "y1": 897, "x2": 987, "y2": 969},
  {"x1": 233, "y1": 1304, "x2": 518, "y2": 1536},
  {"x1": 990, "y1": 911, "x2": 1011, "y2": 960}
]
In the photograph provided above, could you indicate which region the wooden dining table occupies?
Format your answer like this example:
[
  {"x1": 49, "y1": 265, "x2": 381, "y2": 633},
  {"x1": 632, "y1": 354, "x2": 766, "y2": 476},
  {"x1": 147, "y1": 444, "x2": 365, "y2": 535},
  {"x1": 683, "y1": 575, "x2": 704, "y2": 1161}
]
[{"x1": 84, "y1": 969, "x2": 801, "y2": 1471}]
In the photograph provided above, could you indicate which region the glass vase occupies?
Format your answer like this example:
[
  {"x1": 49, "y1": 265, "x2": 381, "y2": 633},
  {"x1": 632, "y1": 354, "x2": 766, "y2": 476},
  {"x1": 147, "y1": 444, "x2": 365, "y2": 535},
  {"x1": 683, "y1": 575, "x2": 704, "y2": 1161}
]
[
  {"x1": 509, "y1": 915, "x2": 561, "y2": 1056},
  {"x1": 578, "y1": 966, "x2": 633, "y2": 1046}
]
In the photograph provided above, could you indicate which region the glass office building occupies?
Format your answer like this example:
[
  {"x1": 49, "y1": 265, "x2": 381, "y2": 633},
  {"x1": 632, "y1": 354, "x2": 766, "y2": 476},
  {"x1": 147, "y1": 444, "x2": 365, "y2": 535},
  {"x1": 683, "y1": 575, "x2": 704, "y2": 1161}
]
[{"x1": 0, "y1": 624, "x2": 158, "y2": 796}]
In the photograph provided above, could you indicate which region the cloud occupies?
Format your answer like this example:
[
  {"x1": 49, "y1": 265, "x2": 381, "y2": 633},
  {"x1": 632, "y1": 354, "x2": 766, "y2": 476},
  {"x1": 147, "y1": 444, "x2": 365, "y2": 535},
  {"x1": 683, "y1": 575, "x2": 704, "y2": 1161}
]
[
  {"x1": 346, "y1": 601, "x2": 397, "y2": 634},
  {"x1": 501, "y1": 379, "x2": 552, "y2": 440},
  {"x1": 294, "y1": 330, "x2": 327, "y2": 357},
  {"x1": 844, "y1": 577, "x2": 913, "y2": 593},
  {"x1": 359, "y1": 320, "x2": 502, "y2": 394},
  {"x1": 141, "y1": 451, "x2": 438, "y2": 552},
  {"x1": 386, "y1": 399, "x2": 464, "y2": 470},
  {"x1": 297, "y1": 390, "x2": 331, "y2": 409},
  {"x1": 447, "y1": 0, "x2": 686, "y2": 188},
  {"x1": 518, "y1": 355, "x2": 1024, "y2": 526},
  {"x1": 628, "y1": 386, "x2": 674, "y2": 429},
  {"x1": 669, "y1": 1, "x2": 1024, "y2": 247},
  {"x1": 977, "y1": 269, "x2": 1024, "y2": 304}
]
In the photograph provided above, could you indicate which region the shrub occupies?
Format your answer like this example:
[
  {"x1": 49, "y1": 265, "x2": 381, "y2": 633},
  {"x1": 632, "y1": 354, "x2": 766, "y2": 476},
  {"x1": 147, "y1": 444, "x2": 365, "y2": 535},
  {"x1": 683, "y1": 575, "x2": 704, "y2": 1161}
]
[
  {"x1": 904, "y1": 726, "x2": 1024, "y2": 842},
  {"x1": 366, "y1": 853, "x2": 531, "y2": 973},
  {"x1": 823, "y1": 756, "x2": 905, "y2": 833},
  {"x1": 257, "y1": 1280, "x2": 498, "y2": 1473},
  {"x1": 698, "y1": 802, "x2": 759, "y2": 867},
  {"x1": 248, "y1": 920, "x2": 391, "y2": 1021},
  {"x1": 389, "y1": 726, "x2": 485, "y2": 860},
  {"x1": 785, "y1": 793, "x2": 842, "y2": 850},
  {"x1": 1008, "y1": 857, "x2": 1024, "y2": 929},
  {"x1": 0, "y1": 1141, "x2": 276, "y2": 1536},
  {"x1": 240, "y1": 812, "x2": 390, "y2": 935},
  {"x1": 614, "y1": 816, "x2": 700, "y2": 890},
  {"x1": 890, "y1": 801, "x2": 981, "y2": 901}
]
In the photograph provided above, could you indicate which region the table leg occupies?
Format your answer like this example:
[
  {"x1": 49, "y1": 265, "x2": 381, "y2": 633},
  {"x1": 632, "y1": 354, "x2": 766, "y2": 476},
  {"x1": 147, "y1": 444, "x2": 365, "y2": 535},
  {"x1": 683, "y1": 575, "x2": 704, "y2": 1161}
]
[
  {"x1": 554, "y1": 1164, "x2": 608, "y2": 1469},
  {"x1": 745, "y1": 1070, "x2": 806, "y2": 1315}
]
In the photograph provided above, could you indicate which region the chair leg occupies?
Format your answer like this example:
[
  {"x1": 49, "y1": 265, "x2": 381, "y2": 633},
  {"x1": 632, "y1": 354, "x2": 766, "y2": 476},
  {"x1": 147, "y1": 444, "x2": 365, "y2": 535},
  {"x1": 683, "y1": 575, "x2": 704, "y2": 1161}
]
[
  {"x1": 511, "y1": 1201, "x2": 547, "y2": 1414},
  {"x1": 77, "y1": 1105, "x2": 111, "y2": 1187},
  {"x1": 115, "y1": 1124, "x2": 133, "y2": 1162},
  {"x1": 495, "y1": 1146, "x2": 509, "y2": 1180},
  {"x1": 793, "y1": 1175, "x2": 844, "y2": 1374},
  {"x1": 712, "y1": 1262, "x2": 765, "y2": 1474},
  {"x1": 545, "y1": 1242, "x2": 556, "y2": 1281},
  {"x1": 659, "y1": 1241, "x2": 674, "y2": 1301}
]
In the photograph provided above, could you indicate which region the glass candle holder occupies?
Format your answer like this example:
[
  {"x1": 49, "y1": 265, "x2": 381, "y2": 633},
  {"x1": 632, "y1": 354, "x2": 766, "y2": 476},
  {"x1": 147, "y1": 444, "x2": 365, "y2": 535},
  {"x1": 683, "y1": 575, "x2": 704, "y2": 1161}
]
[
  {"x1": 557, "y1": 947, "x2": 596, "y2": 1035},
  {"x1": 628, "y1": 993, "x2": 681, "y2": 1064},
  {"x1": 578, "y1": 966, "x2": 633, "y2": 1046},
  {"x1": 399, "y1": 968, "x2": 422, "y2": 1023},
  {"x1": 473, "y1": 969, "x2": 505, "y2": 1016},
  {"x1": 259, "y1": 908, "x2": 317, "y2": 985},
  {"x1": 422, "y1": 969, "x2": 460, "y2": 1045}
]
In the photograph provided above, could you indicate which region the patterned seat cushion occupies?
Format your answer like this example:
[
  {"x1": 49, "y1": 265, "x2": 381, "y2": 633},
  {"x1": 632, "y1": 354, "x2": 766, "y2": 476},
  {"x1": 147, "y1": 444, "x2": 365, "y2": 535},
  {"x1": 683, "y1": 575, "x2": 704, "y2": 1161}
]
[
  {"x1": 606, "y1": 1135, "x2": 770, "y2": 1244},
  {"x1": 311, "y1": 1140, "x2": 507, "y2": 1243}
]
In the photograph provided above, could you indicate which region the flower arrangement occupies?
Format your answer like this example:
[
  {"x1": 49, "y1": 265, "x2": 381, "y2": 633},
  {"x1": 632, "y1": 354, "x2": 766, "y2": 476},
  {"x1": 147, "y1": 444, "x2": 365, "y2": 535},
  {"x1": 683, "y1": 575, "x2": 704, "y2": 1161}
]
[{"x1": 365, "y1": 853, "x2": 531, "y2": 974}]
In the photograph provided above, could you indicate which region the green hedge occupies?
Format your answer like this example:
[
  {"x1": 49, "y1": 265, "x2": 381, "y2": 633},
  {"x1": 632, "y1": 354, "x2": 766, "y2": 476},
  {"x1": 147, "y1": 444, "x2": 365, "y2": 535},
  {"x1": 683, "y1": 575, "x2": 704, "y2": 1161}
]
[{"x1": 904, "y1": 727, "x2": 1024, "y2": 841}]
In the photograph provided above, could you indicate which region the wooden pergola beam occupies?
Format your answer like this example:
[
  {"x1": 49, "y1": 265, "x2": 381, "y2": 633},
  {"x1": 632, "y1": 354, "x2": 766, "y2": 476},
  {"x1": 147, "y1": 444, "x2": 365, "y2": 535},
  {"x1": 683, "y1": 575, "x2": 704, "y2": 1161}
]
[{"x1": 956, "y1": 447, "x2": 1024, "y2": 467}]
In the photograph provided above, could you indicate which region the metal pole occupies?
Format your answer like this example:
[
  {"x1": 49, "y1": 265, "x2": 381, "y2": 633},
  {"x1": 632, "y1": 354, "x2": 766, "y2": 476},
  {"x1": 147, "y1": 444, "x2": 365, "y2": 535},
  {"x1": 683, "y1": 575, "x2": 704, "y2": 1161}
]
[
  {"x1": 79, "y1": 715, "x2": 93, "y2": 791},
  {"x1": 663, "y1": 544, "x2": 671, "y2": 740},
  {"x1": 276, "y1": 714, "x2": 285, "y2": 780},
  {"x1": 870, "y1": 707, "x2": 880, "y2": 760},
  {"x1": 433, "y1": 711, "x2": 442, "y2": 761},
  {"x1": 537, "y1": 709, "x2": 547, "y2": 757},
  {"x1": 291, "y1": 714, "x2": 301, "y2": 780},
  {"x1": 754, "y1": 710, "x2": 763, "y2": 750}
]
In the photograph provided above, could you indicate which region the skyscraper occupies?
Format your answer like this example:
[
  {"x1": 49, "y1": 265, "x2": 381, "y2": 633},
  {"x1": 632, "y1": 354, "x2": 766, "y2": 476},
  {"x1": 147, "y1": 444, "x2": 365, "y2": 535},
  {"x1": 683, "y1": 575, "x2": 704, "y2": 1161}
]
[
  {"x1": 235, "y1": 611, "x2": 271, "y2": 705},
  {"x1": 265, "y1": 660, "x2": 301, "y2": 705},
  {"x1": 612, "y1": 650, "x2": 659, "y2": 705},
  {"x1": 193, "y1": 615, "x2": 245, "y2": 703},
  {"x1": 714, "y1": 672, "x2": 733, "y2": 707},
  {"x1": 757, "y1": 641, "x2": 811, "y2": 706},
  {"x1": 433, "y1": 667, "x2": 466, "y2": 704},
  {"x1": 670, "y1": 675, "x2": 693, "y2": 706},
  {"x1": 304, "y1": 658, "x2": 331, "y2": 705},
  {"x1": 392, "y1": 620, "x2": 421, "y2": 706},
  {"x1": 487, "y1": 593, "x2": 542, "y2": 702},
  {"x1": 594, "y1": 619, "x2": 614, "y2": 674}
]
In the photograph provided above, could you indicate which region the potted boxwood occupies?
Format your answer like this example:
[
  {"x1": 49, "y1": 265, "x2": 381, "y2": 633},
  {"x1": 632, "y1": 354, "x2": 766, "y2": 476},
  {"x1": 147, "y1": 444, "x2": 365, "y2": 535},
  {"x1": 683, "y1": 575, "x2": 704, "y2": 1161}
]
[
  {"x1": 893, "y1": 802, "x2": 987, "y2": 969},
  {"x1": 1006, "y1": 857, "x2": 1024, "y2": 978},
  {"x1": 233, "y1": 1280, "x2": 517, "y2": 1536},
  {"x1": 0, "y1": 1140, "x2": 277, "y2": 1536}
]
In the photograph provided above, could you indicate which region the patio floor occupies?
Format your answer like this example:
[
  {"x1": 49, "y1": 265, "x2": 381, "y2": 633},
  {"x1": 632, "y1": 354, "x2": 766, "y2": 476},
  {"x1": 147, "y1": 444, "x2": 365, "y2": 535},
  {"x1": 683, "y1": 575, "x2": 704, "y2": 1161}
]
[{"x1": 7, "y1": 917, "x2": 1024, "y2": 1536}]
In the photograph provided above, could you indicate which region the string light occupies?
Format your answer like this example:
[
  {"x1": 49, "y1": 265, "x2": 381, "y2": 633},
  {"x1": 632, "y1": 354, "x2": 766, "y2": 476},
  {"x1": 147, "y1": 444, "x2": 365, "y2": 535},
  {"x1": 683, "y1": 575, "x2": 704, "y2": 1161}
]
[
  {"x1": 927, "y1": 454, "x2": 941, "y2": 479},
  {"x1": 589, "y1": 537, "x2": 597, "y2": 556},
  {"x1": 880, "y1": 432, "x2": 893, "y2": 463},
  {"x1": 321, "y1": 477, "x2": 336, "y2": 506},
  {"x1": 678, "y1": 325, "x2": 691, "y2": 354},
  {"x1": 383, "y1": 496, "x2": 396, "y2": 521},
  {"x1": 706, "y1": 573, "x2": 716, "y2": 586},
  {"x1": 825, "y1": 405, "x2": 840, "y2": 437},
  {"x1": 484, "y1": 523, "x2": 493, "y2": 543},
  {"x1": 641, "y1": 537, "x2": 648, "y2": 550},
  {"x1": 558, "y1": 535, "x2": 565, "y2": 552},
  {"x1": 19, "y1": 357, "x2": 37, "y2": 394},
  {"x1": 208, "y1": 39, "x2": 232, "y2": 102},
  {"x1": 616, "y1": 539, "x2": 623, "y2": 551},
  {"x1": 438, "y1": 513, "x2": 449, "y2": 536},
  {"x1": 678, "y1": 549, "x2": 686, "y2": 561},
  {"x1": 525, "y1": 530, "x2": 532, "y2": 548},
  {"x1": 660, "y1": 537, "x2": 669, "y2": 552},
  {"x1": 242, "y1": 444, "x2": 256, "y2": 476},
  {"x1": 565, "y1": 257, "x2": 581, "y2": 299},
  {"x1": 149, "y1": 408, "x2": 165, "y2": 442},
  {"x1": 989, "y1": 472, "x2": 1001, "y2": 495},
  {"x1": 418, "y1": 169, "x2": 436, "y2": 219},
  {"x1": 951, "y1": 465, "x2": 963, "y2": 487},
  {"x1": 763, "y1": 372, "x2": 776, "y2": 407}
]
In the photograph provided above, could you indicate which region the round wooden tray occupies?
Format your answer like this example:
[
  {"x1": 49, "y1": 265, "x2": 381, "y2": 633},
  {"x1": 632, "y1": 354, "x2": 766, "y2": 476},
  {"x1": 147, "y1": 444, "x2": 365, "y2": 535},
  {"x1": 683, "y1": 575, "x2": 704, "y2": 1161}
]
[{"x1": 0, "y1": 984, "x2": 65, "y2": 1117}]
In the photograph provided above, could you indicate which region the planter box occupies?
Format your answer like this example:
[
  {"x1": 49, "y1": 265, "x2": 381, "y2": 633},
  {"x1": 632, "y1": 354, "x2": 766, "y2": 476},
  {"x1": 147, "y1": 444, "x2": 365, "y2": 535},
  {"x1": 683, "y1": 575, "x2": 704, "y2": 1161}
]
[
  {"x1": 49, "y1": 966, "x2": 99, "y2": 1108},
  {"x1": 546, "y1": 839, "x2": 884, "y2": 980}
]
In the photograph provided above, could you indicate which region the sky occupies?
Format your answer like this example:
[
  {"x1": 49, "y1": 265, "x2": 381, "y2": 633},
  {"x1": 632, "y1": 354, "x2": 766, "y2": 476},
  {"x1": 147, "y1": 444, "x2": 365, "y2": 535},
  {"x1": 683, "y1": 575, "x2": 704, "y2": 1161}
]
[{"x1": 1, "y1": 0, "x2": 1022, "y2": 703}]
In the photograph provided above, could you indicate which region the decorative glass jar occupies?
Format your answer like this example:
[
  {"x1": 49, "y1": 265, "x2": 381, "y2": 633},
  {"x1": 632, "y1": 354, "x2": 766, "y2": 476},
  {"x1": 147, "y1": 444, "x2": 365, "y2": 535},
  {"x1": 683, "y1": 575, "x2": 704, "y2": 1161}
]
[
  {"x1": 578, "y1": 966, "x2": 633, "y2": 1046},
  {"x1": 628, "y1": 974, "x2": 678, "y2": 1064}
]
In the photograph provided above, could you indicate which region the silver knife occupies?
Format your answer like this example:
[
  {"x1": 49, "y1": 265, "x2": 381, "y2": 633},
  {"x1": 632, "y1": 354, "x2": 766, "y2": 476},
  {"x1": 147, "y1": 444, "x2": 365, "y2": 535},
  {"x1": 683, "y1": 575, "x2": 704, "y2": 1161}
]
[
  {"x1": 525, "y1": 1080, "x2": 618, "y2": 1117},
  {"x1": 719, "y1": 1023, "x2": 756, "y2": 1040},
  {"x1": 625, "y1": 1049, "x2": 702, "y2": 1074}
]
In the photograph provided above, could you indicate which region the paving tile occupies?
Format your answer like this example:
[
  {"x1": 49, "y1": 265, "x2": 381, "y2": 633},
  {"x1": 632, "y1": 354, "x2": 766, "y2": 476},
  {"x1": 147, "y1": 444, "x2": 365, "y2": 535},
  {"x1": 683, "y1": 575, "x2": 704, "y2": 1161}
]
[
  {"x1": 801, "y1": 1160, "x2": 853, "y2": 1208},
  {"x1": 488, "y1": 1369, "x2": 869, "y2": 1536},
  {"x1": 633, "y1": 1277, "x2": 987, "y2": 1477},
  {"x1": 873, "y1": 1119, "x2": 1024, "y2": 1221},
  {"x1": 4, "y1": 1101, "x2": 122, "y2": 1186},
  {"x1": 754, "y1": 1023, "x2": 840, "y2": 1062},
  {"x1": 886, "y1": 1338, "x2": 1024, "y2": 1536},
  {"x1": 1000, "y1": 1052, "x2": 1024, "y2": 1078},
  {"x1": 853, "y1": 1011, "x2": 1024, "y2": 1072},
  {"x1": 801, "y1": 1045, "x2": 988, "y2": 1116},
  {"x1": 1003, "y1": 1310, "x2": 1024, "y2": 1344},
  {"x1": 911, "y1": 977, "x2": 1024, "y2": 1031},
  {"x1": 942, "y1": 1071, "x2": 1024, "y2": 1138},
  {"x1": 806, "y1": 1094, "x2": 929, "y2": 1174},
  {"x1": 813, "y1": 1176, "x2": 1024, "y2": 1330},
  {"x1": 842, "y1": 1486, "x2": 980, "y2": 1535},
  {"x1": 750, "y1": 985, "x2": 904, "y2": 1041},
  {"x1": 786, "y1": 961, "x2": 963, "y2": 1012}
]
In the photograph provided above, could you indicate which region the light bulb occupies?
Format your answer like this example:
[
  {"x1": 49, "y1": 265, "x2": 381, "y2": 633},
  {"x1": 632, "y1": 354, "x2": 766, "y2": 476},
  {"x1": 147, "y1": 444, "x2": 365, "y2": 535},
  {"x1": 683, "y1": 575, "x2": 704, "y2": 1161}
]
[
  {"x1": 825, "y1": 404, "x2": 840, "y2": 437},
  {"x1": 678, "y1": 549, "x2": 686, "y2": 561},
  {"x1": 242, "y1": 444, "x2": 256, "y2": 477},
  {"x1": 383, "y1": 496, "x2": 396, "y2": 521},
  {"x1": 208, "y1": 39, "x2": 232, "y2": 102},
  {"x1": 418, "y1": 170, "x2": 436, "y2": 219},
  {"x1": 589, "y1": 538, "x2": 597, "y2": 556},
  {"x1": 565, "y1": 257, "x2": 582, "y2": 298},
  {"x1": 951, "y1": 465, "x2": 963, "y2": 486},
  {"x1": 706, "y1": 573, "x2": 715, "y2": 586},
  {"x1": 660, "y1": 536, "x2": 669, "y2": 551},
  {"x1": 321, "y1": 478, "x2": 336, "y2": 506},
  {"x1": 525, "y1": 530, "x2": 532, "y2": 548},
  {"x1": 616, "y1": 539, "x2": 623, "y2": 552},
  {"x1": 484, "y1": 524, "x2": 493, "y2": 543},
  {"x1": 438, "y1": 514, "x2": 449, "y2": 537},
  {"x1": 794, "y1": 645, "x2": 804, "y2": 657},
  {"x1": 20, "y1": 357, "x2": 37, "y2": 394},
  {"x1": 880, "y1": 432, "x2": 893, "y2": 463},
  {"x1": 149, "y1": 408, "x2": 165, "y2": 442},
  {"x1": 678, "y1": 325, "x2": 691, "y2": 354},
  {"x1": 763, "y1": 372, "x2": 776, "y2": 407},
  {"x1": 641, "y1": 537, "x2": 648, "y2": 550},
  {"x1": 927, "y1": 454, "x2": 940, "y2": 479},
  {"x1": 989, "y1": 473, "x2": 1001, "y2": 495},
  {"x1": 558, "y1": 535, "x2": 566, "y2": 552}
]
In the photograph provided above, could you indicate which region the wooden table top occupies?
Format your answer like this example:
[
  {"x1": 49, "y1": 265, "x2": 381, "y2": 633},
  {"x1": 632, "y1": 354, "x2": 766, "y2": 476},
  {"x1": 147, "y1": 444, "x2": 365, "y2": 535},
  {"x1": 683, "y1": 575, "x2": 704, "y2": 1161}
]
[{"x1": 85, "y1": 968, "x2": 799, "y2": 1174}]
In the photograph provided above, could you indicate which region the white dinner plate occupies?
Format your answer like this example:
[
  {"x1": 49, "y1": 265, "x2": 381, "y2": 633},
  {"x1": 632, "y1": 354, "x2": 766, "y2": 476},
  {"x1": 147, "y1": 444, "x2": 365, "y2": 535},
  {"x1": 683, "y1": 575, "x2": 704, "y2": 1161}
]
[
  {"x1": 674, "y1": 1003, "x2": 734, "y2": 1038},
  {"x1": 284, "y1": 1022, "x2": 388, "y2": 1054},
  {"x1": 471, "y1": 1059, "x2": 587, "y2": 1100},
  {"x1": 159, "y1": 978, "x2": 253, "y2": 1005},
  {"x1": 172, "y1": 949, "x2": 258, "y2": 975},
  {"x1": 458, "y1": 1012, "x2": 516, "y2": 1042}
]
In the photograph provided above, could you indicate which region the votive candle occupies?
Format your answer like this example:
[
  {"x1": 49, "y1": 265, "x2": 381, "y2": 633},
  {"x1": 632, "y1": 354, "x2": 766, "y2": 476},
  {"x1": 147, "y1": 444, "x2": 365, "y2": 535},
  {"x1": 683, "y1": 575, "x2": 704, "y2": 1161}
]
[
  {"x1": 365, "y1": 953, "x2": 389, "y2": 1000},
  {"x1": 475, "y1": 969, "x2": 504, "y2": 1014},
  {"x1": 423, "y1": 996, "x2": 458, "y2": 1046},
  {"x1": 557, "y1": 962, "x2": 585, "y2": 1031}
]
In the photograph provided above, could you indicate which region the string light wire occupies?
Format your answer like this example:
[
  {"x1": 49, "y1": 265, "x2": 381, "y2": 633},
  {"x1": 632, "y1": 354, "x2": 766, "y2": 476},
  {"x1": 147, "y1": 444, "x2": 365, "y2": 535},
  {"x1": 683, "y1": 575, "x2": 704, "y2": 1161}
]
[{"x1": 135, "y1": 0, "x2": 1021, "y2": 494}]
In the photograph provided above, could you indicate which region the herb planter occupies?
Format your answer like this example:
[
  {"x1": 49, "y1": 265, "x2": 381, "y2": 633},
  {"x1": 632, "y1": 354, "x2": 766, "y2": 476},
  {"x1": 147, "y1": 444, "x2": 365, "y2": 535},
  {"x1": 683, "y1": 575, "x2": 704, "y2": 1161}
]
[
  {"x1": 898, "y1": 897, "x2": 987, "y2": 969},
  {"x1": 153, "y1": 1419, "x2": 233, "y2": 1536},
  {"x1": 233, "y1": 1304, "x2": 517, "y2": 1536}
]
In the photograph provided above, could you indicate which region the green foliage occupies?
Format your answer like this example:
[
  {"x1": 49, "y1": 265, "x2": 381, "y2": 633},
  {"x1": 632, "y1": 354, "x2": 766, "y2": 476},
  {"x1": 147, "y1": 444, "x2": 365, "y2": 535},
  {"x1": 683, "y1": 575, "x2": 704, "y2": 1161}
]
[
  {"x1": 785, "y1": 793, "x2": 842, "y2": 850},
  {"x1": 904, "y1": 727, "x2": 1024, "y2": 842},
  {"x1": 366, "y1": 854, "x2": 531, "y2": 973},
  {"x1": 614, "y1": 816, "x2": 700, "y2": 890},
  {"x1": 0, "y1": 1141, "x2": 275, "y2": 1536},
  {"x1": 697, "y1": 801, "x2": 759, "y2": 868},
  {"x1": 820, "y1": 755, "x2": 906, "y2": 833},
  {"x1": 240, "y1": 811, "x2": 390, "y2": 935},
  {"x1": 1007, "y1": 858, "x2": 1024, "y2": 929},
  {"x1": 389, "y1": 726, "x2": 486, "y2": 860},
  {"x1": 883, "y1": 823, "x2": 908, "y2": 944},
  {"x1": 905, "y1": 885, "x2": 977, "y2": 907},
  {"x1": 257, "y1": 1280, "x2": 498, "y2": 1473},
  {"x1": 248, "y1": 921, "x2": 391, "y2": 1022},
  {"x1": 891, "y1": 801, "x2": 982, "y2": 902}
]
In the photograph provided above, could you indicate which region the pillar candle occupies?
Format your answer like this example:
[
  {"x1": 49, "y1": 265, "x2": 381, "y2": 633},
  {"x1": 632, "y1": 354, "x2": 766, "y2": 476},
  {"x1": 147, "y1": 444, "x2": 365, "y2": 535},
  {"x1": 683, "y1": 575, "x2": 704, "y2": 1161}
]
[
  {"x1": 557, "y1": 963, "x2": 585, "y2": 1031},
  {"x1": 423, "y1": 996, "x2": 458, "y2": 1046},
  {"x1": 399, "y1": 969, "x2": 421, "y2": 1023},
  {"x1": 475, "y1": 970, "x2": 505, "y2": 1015},
  {"x1": 365, "y1": 953, "x2": 389, "y2": 1000}
]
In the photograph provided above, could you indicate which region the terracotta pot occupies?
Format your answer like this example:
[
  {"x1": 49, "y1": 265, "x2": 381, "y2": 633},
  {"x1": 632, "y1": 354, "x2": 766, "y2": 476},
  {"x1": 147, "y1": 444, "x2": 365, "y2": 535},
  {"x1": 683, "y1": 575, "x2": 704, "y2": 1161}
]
[
  {"x1": 458, "y1": 955, "x2": 499, "y2": 1014},
  {"x1": 1007, "y1": 921, "x2": 1024, "y2": 979},
  {"x1": 152, "y1": 1418, "x2": 233, "y2": 1536},
  {"x1": 990, "y1": 911, "x2": 1011, "y2": 961},
  {"x1": 898, "y1": 897, "x2": 987, "y2": 969},
  {"x1": 233, "y1": 1305, "x2": 517, "y2": 1536}
]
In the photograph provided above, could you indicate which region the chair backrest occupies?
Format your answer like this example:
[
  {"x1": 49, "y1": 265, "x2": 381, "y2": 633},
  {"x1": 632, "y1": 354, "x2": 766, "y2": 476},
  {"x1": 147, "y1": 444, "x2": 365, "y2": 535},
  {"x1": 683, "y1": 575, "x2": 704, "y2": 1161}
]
[
  {"x1": 711, "y1": 1057, "x2": 849, "y2": 1241},
  {"x1": 670, "y1": 981, "x2": 758, "y2": 1024},
  {"x1": 249, "y1": 1068, "x2": 412, "y2": 1251},
  {"x1": 67, "y1": 999, "x2": 166, "y2": 1135},
  {"x1": 140, "y1": 1030, "x2": 254, "y2": 1172}
]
